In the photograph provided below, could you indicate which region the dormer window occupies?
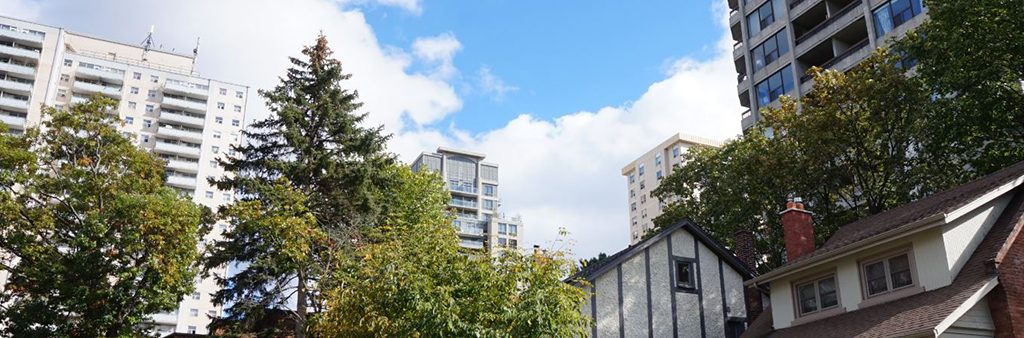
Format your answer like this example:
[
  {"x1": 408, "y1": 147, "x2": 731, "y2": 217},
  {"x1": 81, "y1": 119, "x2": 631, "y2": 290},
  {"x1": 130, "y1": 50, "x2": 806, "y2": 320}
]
[
  {"x1": 795, "y1": 275, "x2": 838, "y2": 316},
  {"x1": 862, "y1": 251, "x2": 914, "y2": 297}
]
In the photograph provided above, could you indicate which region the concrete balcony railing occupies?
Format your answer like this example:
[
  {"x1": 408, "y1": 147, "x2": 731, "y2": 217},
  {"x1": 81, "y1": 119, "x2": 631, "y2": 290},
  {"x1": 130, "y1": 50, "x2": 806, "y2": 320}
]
[
  {"x1": 794, "y1": 0, "x2": 864, "y2": 52},
  {"x1": 70, "y1": 95, "x2": 89, "y2": 105},
  {"x1": 157, "y1": 125, "x2": 204, "y2": 143},
  {"x1": 154, "y1": 141, "x2": 201, "y2": 158},
  {"x1": 449, "y1": 199, "x2": 478, "y2": 209},
  {"x1": 0, "y1": 29, "x2": 45, "y2": 45},
  {"x1": 166, "y1": 175, "x2": 197, "y2": 189},
  {"x1": 0, "y1": 96, "x2": 29, "y2": 111},
  {"x1": 161, "y1": 96, "x2": 208, "y2": 113},
  {"x1": 0, "y1": 113, "x2": 26, "y2": 128},
  {"x1": 159, "y1": 110, "x2": 206, "y2": 127},
  {"x1": 72, "y1": 81, "x2": 122, "y2": 98},
  {"x1": 0, "y1": 44, "x2": 41, "y2": 60},
  {"x1": 0, "y1": 78, "x2": 32, "y2": 94},
  {"x1": 164, "y1": 80, "x2": 209, "y2": 98},
  {"x1": 0, "y1": 61, "x2": 35, "y2": 77},
  {"x1": 164, "y1": 158, "x2": 200, "y2": 173},
  {"x1": 76, "y1": 66, "x2": 125, "y2": 84}
]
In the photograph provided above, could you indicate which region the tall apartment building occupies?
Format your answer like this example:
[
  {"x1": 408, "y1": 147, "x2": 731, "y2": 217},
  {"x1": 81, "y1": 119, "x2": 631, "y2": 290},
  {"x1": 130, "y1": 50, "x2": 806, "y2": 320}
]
[
  {"x1": 0, "y1": 16, "x2": 248, "y2": 335},
  {"x1": 622, "y1": 133, "x2": 723, "y2": 244},
  {"x1": 412, "y1": 147, "x2": 524, "y2": 253},
  {"x1": 729, "y1": 0, "x2": 927, "y2": 131}
]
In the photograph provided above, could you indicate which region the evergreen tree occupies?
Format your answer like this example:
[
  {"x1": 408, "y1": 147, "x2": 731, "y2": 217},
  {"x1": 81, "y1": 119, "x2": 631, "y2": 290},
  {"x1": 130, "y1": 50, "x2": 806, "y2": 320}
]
[
  {"x1": 207, "y1": 35, "x2": 396, "y2": 337},
  {"x1": 0, "y1": 96, "x2": 208, "y2": 337}
]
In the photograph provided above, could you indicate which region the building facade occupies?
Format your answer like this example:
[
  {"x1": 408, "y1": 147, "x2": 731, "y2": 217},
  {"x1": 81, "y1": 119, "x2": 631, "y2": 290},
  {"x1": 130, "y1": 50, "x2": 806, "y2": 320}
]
[
  {"x1": 622, "y1": 133, "x2": 724, "y2": 244},
  {"x1": 728, "y1": 0, "x2": 928, "y2": 131},
  {"x1": 0, "y1": 16, "x2": 248, "y2": 335},
  {"x1": 412, "y1": 147, "x2": 524, "y2": 253},
  {"x1": 574, "y1": 220, "x2": 756, "y2": 338}
]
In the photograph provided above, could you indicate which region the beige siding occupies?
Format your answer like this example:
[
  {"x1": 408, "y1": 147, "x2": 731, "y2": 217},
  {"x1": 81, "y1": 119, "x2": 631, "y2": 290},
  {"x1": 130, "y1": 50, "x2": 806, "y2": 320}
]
[{"x1": 943, "y1": 194, "x2": 1012, "y2": 278}]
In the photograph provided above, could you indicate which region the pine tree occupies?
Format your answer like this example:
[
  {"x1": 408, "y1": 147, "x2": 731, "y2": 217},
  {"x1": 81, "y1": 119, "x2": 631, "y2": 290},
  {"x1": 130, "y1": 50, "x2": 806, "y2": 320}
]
[{"x1": 207, "y1": 35, "x2": 396, "y2": 337}]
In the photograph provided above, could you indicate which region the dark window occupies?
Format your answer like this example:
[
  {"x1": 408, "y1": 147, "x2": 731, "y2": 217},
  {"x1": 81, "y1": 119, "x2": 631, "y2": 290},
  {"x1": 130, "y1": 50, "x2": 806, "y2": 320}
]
[
  {"x1": 873, "y1": 0, "x2": 924, "y2": 37},
  {"x1": 751, "y1": 29, "x2": 790, "y2": 73},
  {"x1": 674, "y1": 259, "x2": 696, "y2": 290},
  {"x1": 863, "y1": 252, "x2": 915, "y2": 297},
  {"x1": 746, "y1": 0, "x2": 782, "y2": 37},
  {"x1": 755, "y1": 65, "x2": 795, "y2": 107},
  {"x1": 796, "y1": 275, "x2": 839, "y2": 316},
  {"x1": 726, "y1": 319, "x2": 746, "y2": 338}
]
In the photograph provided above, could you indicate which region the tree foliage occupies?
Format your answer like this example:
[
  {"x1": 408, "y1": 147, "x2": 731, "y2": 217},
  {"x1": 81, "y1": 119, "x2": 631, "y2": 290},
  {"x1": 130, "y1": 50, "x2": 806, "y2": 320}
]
[
  {"x1": 208, "y1": 34, "x2": 397, "y2": 335},
  {"x1": 0, "y1": 96, "x2": 207, "y2": 337},
  {"x1": 308, "y1": 167, "x2": 591, "y2": 337},
  {"x1": 653, "y1": 51, "x2": 934, "y2": 273}
]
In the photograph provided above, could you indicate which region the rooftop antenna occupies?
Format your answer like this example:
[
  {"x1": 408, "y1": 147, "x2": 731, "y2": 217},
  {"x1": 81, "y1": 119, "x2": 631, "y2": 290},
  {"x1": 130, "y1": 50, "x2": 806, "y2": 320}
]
[
  {"x1": 191, "y1": 37, "x2": 200, "y2": 75},
  {"x1": 140, "y1": 25, "x2": 155, "y2": 62}
]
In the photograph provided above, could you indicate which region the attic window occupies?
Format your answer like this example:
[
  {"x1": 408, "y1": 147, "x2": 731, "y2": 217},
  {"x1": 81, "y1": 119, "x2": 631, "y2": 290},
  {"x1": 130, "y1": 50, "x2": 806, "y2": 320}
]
[
  {"x1": 862, "y1": 251, "x2": 915, "y2": 297},
  {"x1": 674, "y1": 258, "x2": 697, "y2": 291},
  {"x1": 795, "y1": 275, "x2": 839, "y2": 316}
]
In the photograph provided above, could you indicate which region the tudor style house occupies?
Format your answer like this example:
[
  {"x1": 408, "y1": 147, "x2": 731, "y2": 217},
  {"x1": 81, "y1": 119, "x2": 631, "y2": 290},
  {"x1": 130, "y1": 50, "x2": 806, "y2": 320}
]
[
  {"x1": 742, "y1": 161, "x2": 1024, "y2": 337},
  {"x1": 574, "y1": 220, "x2": 758, "y2": 338}
]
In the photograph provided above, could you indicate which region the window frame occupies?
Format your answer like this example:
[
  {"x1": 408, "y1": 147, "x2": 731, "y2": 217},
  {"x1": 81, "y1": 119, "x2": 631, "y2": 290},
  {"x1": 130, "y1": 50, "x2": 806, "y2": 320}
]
[
  {"x1": 792, "y1": 270, "x2": 842, "y2": 319},
  {"x1": 672, "y1": 257, "x2": 698, "y2": 292},
  {"x1": 858, "y1": 247, "x2": 919, "y2": 300}
]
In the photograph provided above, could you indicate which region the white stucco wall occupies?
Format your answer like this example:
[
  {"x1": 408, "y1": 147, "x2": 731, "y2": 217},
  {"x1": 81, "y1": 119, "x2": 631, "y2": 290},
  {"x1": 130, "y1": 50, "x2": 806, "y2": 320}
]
[
  {"x1": 622, "y1": 254, "x2": 649, "y2": 338},
  {"x1": 596, "y1": 268, "x2": 620, "y2": 337},
  {"x1": 943, "y1": 194, "x2": 1011, "y2": 278},
  {"x1": 723, "y1": 262, "x2": 747, "y2": 319},
  {"x1": 700, "y1": 243, "x2": 725, "y2": 337}
]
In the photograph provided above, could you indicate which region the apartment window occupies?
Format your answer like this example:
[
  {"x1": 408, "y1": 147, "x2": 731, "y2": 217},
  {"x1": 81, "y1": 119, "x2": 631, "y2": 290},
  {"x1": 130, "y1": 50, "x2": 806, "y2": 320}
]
[
  {"x1": 217, "y1": 102, "x2": 225, "y2": 110},
  {"x1": 655, "y1": 153, "x2": 662, "y2": 165},
  {"x1": 57, "y1": 89, "x2": 67, "y2": 98},
  {"x1": 127, "y1": 101, "x2": 136, "y2": 109},
  {"x1": 145, "y1": 104, "x2": 154, "y2": 113},
  {"x1": 629, "y1": 173, "x2": 636, "y2": 184},
  {"x1": 656, "y1": 170, "x2": 663, "y2": 180},
  {"x1": 498, "y1": 237, "x2": 508, "y2": 247},
  {"x1": 143, "y1": 119, "x2": 151, "y2": 128},
  {"x1": 213, "y1": 131, "x2": 221, "y2": 139},
  {"x1": 796, "y1": 275, "x2": 839, "y2": 316},
  {"x1": 510, "y1": 239, "x2": 518, "y2": 248},
  {"x1": 63, "y1": 59, "x2": 72, "y2": 66},
  {"x1": 215, "y1": 116, "x2": 223, "y2": 124},
  {"x1": 234, "y1": 105, "x2": 242, "y2": 112},
  {"x1": 642, "y1": 209, "x2": 647, "y2": 218},
  {"x1": 641, "y1": 195, "x2": 647, "y2": 204},
  {"x1": 633, "y1": 231, "x2": 639, "y2": 241},
  {"x1": 483, "y1": 184, "x2": 497, "y2": 196},
  {"x1": 862, "y1": 251, "x2": 915, "y2": 297},
  {"x1": 150, "y1": 75, "x2": 159, "y2": 83},
  {"x1": 222, "y1": 193, "x2": 231, "y2": 201},
  {"x1": 509, "y1": 224, "x2": 517, "y2": 236},
  {"x1": 746, "y1": 0, "x2": 784, "y2": 37},
  {"x1": 125, "y1": 116, "x2": 134, "y2": 125},
  {"x1": 630, "y1": 189, "x2": 635, "y2": 198},
  {"x1": 209, "y1": 160, "x2": 217, "y2": 168},
  {"x1": 672, "y1": 146, "x2": 680, "y2": 158},
  {"x1": 147, "y1": 90, "x2": 156, "y2": 98},
  {"x1": 236, "y1": 91, "x2": 243, "y2": 98},
  {"x1": 231, "y1": 133, "x2": 239, "y2": 142},
  {"x1": 205, "y1": 191, "x2": 214, "y2": 198},
  {"x1": 632, "y1": 216, "x2": 638, "y2": 225},
  {"x1": 128, "y1": 86, "x2": 137, "y2": 94},
  {"x1": 638, "y1": 163, "x2": 645, "y2": 176},
  {"x1": 231, "y1": 119, "x2": 240, "y2": 127},
  {"x1": 192, "y1": 292, "x2": 201, "y2": 300},
  {"x1": 190, "y1": 308, "x2": 199, "y2": 317},
  {"x1": 631, "y1": 202, "x2": 637, "y2": 211},
  {"x1": 498, "y1": 223, "x2": 508, "y2": 235},
  {"x1": 756, "y1": 65, "x2": 795, "y2": 108},
  {"x1": 640, "y1": 180, "x2": 646, "y2": 190},
  {"x1": 219, "y1": 88, "x2": 227, "y2": 95},
  {"x1": 212, "y1": 146, "x2": 220, "y2": 154},
  {"x1": 228, "y1": 149, "x2": 236, "y2": 156},
  {"x1": 141, "y1": 135, "x2": 150, "y2": 143},
  {"x1": 208, "y1": 310, "x2": 218, "y2": 318},
  {"x1": 674, "y1": 259, "x2": 697, "y2": 291},
  {"x1": 873, "y1": 0, "x2": 924, "y2": 37},
  {"x1": 60, "y1": 74, "x2": 69, "y2": 82},
  {"x1": 133, "y1": 72, "x2": 142, "y2": 80},
  {"x1": 121, "y1": 132, "x2": 130, "y2": 138},
  {"x1": 752, "y1": 29, "x2": 790, "y2": 73}
]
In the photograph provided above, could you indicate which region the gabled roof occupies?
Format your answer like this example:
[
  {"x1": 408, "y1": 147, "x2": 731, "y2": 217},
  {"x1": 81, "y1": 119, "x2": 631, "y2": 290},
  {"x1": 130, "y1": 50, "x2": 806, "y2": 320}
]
[
  {"x1": 751, "y1": 160, "x2": 1024, "y2": 284},
  {"x1": 572, "y1": 219, "x2": 755, "y2": 282},
  {"x1": 741, "y1": 182, "x2": 1024, "y2": 338}
]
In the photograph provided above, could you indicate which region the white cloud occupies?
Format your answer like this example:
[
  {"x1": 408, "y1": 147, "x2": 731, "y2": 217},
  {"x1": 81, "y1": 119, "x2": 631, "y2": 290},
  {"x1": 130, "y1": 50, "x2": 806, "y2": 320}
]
[
  {"x1": 477, "y1": 66, "x2": 518, "y2": 102},
  {"x1": 337, "y1": 0, "x2": 422, "y2": 15},
  {"x1": 412, "y1": 32, "x2": 462, "y2": 79}
]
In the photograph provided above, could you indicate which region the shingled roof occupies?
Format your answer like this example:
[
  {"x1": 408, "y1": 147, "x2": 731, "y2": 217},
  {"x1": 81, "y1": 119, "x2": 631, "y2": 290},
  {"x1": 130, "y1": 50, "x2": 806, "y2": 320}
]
[{"x1": 741, "y1": 172, "x2": 1024, "y2": 337}]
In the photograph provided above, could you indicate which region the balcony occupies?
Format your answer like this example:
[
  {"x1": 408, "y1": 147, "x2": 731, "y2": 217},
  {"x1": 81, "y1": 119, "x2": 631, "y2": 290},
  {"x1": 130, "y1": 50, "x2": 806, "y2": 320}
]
[
  {"x1": 159, "y1": 110, "x2": 205, "y2": 127},
  {"x1": 449, "y1": 182, "x2": 478, "y2": 195},
  {"x1": 455, "y1": 218, "x2": 487, "y2": 236},
  {"x1": 0, "y1": 28, "x2": 44, "y2": 46},
  {"x1": 0, "y1": 44, "x2": 41, "y2": 60},
  {"x1": 0, "y1": 78, "x2": 32, "y2": 94},
  {"x1": 449, "y1": 198, "x2": 478, "y2": 209},
  {"x1": 72, "y1": 81, "x2": 122, "y2": 98},
  {"x1": 70, "y1": 95, "x2": 89, "y2": 105},
  {"x1": 0, "y1": 96, "x2": 29, "y2": 111},
  {"x1": 166, "y1": 175, "x2": 197, "y2": 189},
  {"x1": 164, "y1": 80, "x2": 210, "y2": 98},
  {"x1": 157, "y1": 125, "x2": 204, "y2": 143},
  {"x1": 0, "y1": 61, "x2": 35, "y2": 77},
  {"x1": 161, "y1": 96, "x2": 208, "y2": 113},
  {"x1": 741, "y1": 109, "x2": 757, "y2": 131},
  {"x1": 0, "y1": 113, "x2": 26, "y2": 128},
  {"x1": 154, "y1": 140, "x2": 201, "y2": 157},
  {"x1": 459, "y1": 239, "x2": 485, "y2": 250},
  {"x1": 76, "y1": 66, "x2": 125, "y2": 84},
  {"x1": 164, "y1": 158, "x2": 200, "y2": 173},
  {"x1": 794, "y1": 0, "x2": 863, "y2": 50}
]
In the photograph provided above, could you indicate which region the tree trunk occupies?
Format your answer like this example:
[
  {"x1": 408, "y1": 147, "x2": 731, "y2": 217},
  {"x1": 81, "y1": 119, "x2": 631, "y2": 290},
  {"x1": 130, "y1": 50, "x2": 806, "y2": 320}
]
[{"x1": 296, "y1": 271, "x2": 307, "y2": 338}]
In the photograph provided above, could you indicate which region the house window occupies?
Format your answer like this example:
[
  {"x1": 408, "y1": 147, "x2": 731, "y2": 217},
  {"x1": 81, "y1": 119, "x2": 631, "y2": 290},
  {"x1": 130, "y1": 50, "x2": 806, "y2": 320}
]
[
  {"x1": 862, "y1": 251, "x2": 914, "y2": 297},
  {"x1": 674, "y1": 259, "x2": 697, "y2": 290},
  {"x1": 219, "y1": 88, "x2": 227, "y2": 95},
  {"x1": 726, "y1": 319, "x2": 746, "y2": 338},
  {"x1": 130, "y1": 87, "x2": 139, "y2": 94},
  {"x1": 133, "y1": 72, "x2": 142, "y2": 80},
  {"x1": 795, "y1": 275, "x2": 839, "y2": 316}
]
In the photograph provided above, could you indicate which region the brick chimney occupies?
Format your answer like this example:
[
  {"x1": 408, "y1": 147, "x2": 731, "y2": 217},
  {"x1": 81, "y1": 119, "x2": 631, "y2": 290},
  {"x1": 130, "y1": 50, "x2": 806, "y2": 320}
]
[
  {"x1": 781, "y1": 197, "x2": 815, "y2": 263},
  {"x1": 734, "y1": 229, "x2": 763, "y2": 324}
]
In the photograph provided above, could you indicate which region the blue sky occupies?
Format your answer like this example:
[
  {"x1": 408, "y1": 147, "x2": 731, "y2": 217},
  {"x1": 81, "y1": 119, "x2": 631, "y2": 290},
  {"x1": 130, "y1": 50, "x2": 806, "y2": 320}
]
[
  {"x1": 5, "y1": 0, "x2": 742, "y2": 260},
  {"x1": 362, "y1": 0, "x2": 725, "y2": 132}
]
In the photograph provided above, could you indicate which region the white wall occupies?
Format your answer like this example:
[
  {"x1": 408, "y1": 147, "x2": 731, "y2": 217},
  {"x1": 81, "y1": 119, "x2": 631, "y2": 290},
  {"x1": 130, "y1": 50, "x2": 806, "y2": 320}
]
[{"x1": 943, "y1": 194, "x2": 1012, "y2": 278}]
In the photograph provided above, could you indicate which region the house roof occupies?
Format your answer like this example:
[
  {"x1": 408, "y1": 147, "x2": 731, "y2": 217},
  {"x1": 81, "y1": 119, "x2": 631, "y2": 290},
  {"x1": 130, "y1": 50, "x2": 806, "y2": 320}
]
[
  {"x1": 571, "y1": 219, "x2": 755, "y2": 282},
  {"x1": 751, "y1": 160, "x2": 1024, "y2": 284},
  {"x1": 741, "y1": 185, "x2": 1024, "y2": 338}
]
